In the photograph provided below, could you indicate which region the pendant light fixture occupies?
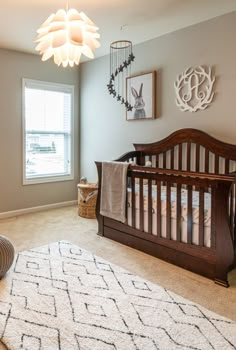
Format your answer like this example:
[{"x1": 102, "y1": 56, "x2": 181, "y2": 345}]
[
  {"x1": 35, "y1": 1, "x2": 100, "y2": 67},
  {"x1": 107, "y1": 40, "x2": 135, "y2": 110}
]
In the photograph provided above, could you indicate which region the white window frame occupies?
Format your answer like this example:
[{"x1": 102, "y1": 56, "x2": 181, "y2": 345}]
[{"x1": 22, "y1": 79, "x2": 74, "y2": 185}]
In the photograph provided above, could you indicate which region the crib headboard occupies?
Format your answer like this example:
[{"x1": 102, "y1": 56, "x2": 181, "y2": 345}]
[{"x1": 133, "y1": 128, "x2": 236, "y2": 175}]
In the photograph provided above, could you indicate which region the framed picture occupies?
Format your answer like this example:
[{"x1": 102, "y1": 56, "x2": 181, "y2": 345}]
[{"x1": 126, "y1": 71, "x2": 156, "y2": 121}]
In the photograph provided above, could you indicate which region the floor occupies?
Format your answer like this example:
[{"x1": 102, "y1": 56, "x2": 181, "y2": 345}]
[{"x1": 0, "y1": 205, "x2": 235, "y2": 327}]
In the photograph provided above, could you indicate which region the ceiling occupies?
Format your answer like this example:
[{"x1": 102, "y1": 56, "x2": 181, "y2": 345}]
[{"x1": 0, "y1": 0, "x2": 236, "y2": 62}]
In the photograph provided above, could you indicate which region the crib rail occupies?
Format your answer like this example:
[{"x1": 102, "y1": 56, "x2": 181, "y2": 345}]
[{"x1": 129, "y1": 165, "x2": 235, "y2": 182}]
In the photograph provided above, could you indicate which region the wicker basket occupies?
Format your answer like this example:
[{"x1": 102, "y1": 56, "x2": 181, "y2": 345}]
[{"x1": 77, "y1": 183, "x2": 98, "y2": 219}]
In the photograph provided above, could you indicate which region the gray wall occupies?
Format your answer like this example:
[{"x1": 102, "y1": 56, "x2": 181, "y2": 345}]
[
  {"x1": 0, "y1": 49, "x2": 79, "y2": 212},
  {"x1": 80, "y1": 11, "x2": 236, "y2": 182}
]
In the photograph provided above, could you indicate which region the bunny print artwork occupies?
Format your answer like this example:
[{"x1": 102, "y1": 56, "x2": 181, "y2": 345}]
[
  {"x1": 131, "y1": 83, "x2": 146, "y2": 119},
  {"x1": 126, "y1": 71, "x2": 156, "y2": 121}
]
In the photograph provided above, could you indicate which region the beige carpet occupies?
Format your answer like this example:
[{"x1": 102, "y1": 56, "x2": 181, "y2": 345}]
[{"x1": 0, "y1": 206, "x2": 235, "y2": 346}]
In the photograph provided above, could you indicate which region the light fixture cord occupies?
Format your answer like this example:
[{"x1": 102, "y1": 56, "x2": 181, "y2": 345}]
[{"x1": 66, "y1": 0, "x2": 69, "y2": 11}]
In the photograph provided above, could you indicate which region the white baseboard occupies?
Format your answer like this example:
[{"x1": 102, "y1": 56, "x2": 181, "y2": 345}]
[{"x1": 0, "y1": 200, "x2": 78, "y2": 220}]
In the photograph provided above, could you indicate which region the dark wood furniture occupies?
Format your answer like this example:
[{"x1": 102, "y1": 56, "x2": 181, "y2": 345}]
[{"x1": 95, "y1": 128, "x2": 236, "y2": 287}]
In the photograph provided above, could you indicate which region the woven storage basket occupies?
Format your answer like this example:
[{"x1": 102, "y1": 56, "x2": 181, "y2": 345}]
[{"x1": 78, "y1": 184, "x2": 98, "y2": 219}]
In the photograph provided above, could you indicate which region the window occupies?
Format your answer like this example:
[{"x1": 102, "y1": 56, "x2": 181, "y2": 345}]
[{"x1": 23, "y1": 79, "x2": 74, "y2": 184}]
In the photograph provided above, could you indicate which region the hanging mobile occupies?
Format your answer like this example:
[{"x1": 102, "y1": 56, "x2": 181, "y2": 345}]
[{"x1": 107, "y1": 40, "x2": 135, "y2": 111}]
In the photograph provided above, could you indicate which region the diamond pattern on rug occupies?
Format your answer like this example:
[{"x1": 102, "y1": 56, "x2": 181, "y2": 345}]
[
  {"x1": 11, "y1": 279, "x2": 56, "y2": 316},
  {"x1": 0, "y1": 240, "x2": 235, "y2": 350}
]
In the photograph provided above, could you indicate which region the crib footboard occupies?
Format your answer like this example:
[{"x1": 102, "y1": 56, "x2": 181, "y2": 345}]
[{"x1": 96, "y1": 161, "x2": 235, "y2": 287}]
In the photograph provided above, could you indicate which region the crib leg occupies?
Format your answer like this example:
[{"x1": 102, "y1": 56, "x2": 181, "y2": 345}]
[
  {"x1": 214, "y1": 279, "x2": 229, "y2": 288},
  {"x1": 214, "y1": 270, "x2": 229, "y2": 288},
  {"x1": 96, "y1": 215, "x2": 104, "y2": 236},
  {"x1": 97, "y1": 230, "x2": 104, "y2": 236}
]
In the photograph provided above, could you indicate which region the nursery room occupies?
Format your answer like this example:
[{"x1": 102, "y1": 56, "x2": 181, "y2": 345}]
[{"x1": 0, "y1": 0, "x2": 236, "y2": 349}]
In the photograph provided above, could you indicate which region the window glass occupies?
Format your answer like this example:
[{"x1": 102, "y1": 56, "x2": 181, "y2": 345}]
[{"x1": 23, "y1": 79, "x2": 74, "y2": 184}]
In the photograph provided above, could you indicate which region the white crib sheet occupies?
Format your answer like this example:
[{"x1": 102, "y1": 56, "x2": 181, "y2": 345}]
[
  {"x1": 127, "y1": 184, "x2": 211, "y2": 227},
  {"x1": 127, "y1": 184, "x2": 211, "y2": 247}
]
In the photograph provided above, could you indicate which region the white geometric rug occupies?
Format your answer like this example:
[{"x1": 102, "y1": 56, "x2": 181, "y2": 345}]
[{"x1": 0, "y1": 241, "x2": 235, "y2": 350}]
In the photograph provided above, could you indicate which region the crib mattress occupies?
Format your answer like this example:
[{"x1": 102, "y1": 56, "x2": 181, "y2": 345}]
[{"x1": 127, "y1": 184, "x2": 211, "y2": 227}]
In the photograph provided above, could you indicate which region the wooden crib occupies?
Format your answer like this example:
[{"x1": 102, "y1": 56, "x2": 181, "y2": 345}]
[{"x1": 95, "y1": 128, "x2": 236, "y2": 287}]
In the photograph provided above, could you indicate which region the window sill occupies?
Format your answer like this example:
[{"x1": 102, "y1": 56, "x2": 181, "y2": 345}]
[{"x1": 23, "y1": 174, "x2": 74, "y2": 185}]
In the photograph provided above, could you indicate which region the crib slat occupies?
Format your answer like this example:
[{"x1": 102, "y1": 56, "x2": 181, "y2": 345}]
[
  {"x1": 171, "y1": 148, "x2": 174, "y2": 169},
  {"x1": 199, "y1": 188, "x2": 204, "y2": 246},
  {"x1": 156, "y1": 154, "x2": 159, "y2": 168},
  {"x1": 230, "y1": 187, "x2": 234, "y2": 235},
  {"x1": 131, "y1": 175, "x2": 136, "y2": 228},
  {"x1": 139, "y1": 178, "x2": 144, "y2": 232},
  {"x1": 139, "y1": 154, "x2": 145, "y2": 166},
  {"x1": 233, "y1": 184, "x2": 236, "y2": 242},
  {"x1": 178, "y1": 144, "x2": 182, "y2": 170},
  {"x1": 163, "y1": 152, "x2": 166, "y2": 169},
  {"x1": 187, "y1": 143, "x2": 191, "y2": 171},
  {"x1": 156, "y1": 182, "x2": 161, "y2": 237},
  {"x1": 215, "y1": 155, "x2": 219, "y2": 174},
  {"x1": 148, "y1": 178, "x2": 152, "y2": 234},
  {"x1": 166, "y1": 182, "x2": 171, "y2": 240},
  {"x1": 187, "y1": 185, "x2": 193, "y2": 244},
  {"x1": 211, "y1": 186, "x2": 216, "y2": 249},
  {"x1": 205, "y1": 149, "x2": 209, "y2": 173},
  {"x1": 176, "y1": 183, "x2": 181, "y2": 241},
  {"x1": 196, "y1": 144, "x2": 200, "y2": 172},
  {"x1": 225, "y1": 159, "x2": 229, "y2": 174}
]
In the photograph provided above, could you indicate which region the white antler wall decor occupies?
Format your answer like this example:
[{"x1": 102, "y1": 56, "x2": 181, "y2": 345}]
[{"x1": 174, "y1": 66, "x2": 215, "y2": 112}]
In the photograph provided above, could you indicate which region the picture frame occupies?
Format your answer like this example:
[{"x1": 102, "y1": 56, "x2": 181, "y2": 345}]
[{"x1": 126, "y1": 70, "x2": 156, "y2": 121}]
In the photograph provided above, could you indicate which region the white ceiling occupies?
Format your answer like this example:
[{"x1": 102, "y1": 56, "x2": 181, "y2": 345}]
[{"x1": 0, "y1": 0, "x2": 236, "y2": 62}]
